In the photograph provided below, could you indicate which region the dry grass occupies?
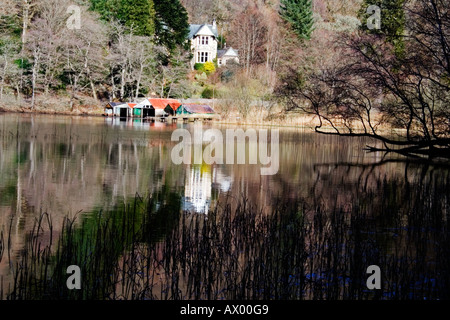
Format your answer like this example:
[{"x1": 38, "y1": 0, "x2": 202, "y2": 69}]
[{"x1": 0, "y1": 94, "x2": 104, "y2": 116}]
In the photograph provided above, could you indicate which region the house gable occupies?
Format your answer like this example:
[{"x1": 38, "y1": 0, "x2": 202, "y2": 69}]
[
  {"x1": 217, "y1": 47, "x2": 240, "y2": 67},
  {"x1": 188, "y1": 25, "x2": 202, "y2": 39},
  {"x1": 189, "y1": 24, "x2": 218, "y2": 39},
  {"x1": 195, "y1": 24, "x2": 217, "y2": 38},
  {"x1": 224, "y1": 48, "x2": 238, "y2": 57}
]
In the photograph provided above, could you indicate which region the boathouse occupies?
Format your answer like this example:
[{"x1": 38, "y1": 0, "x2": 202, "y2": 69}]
[
  {"x1": 104, "y1": 102, "x2": 132, "y2": 117},
  {"x1": 106, "y1": 98, "x2": 185, "y2": 118},
  {"x1": 148, "y1": 98, "x2": 182, "y2": 117},
  {"x1": 132, "y1": 101, "x2": 155, "y2": 118},
  {"x1": 176, "y1": 103, "x2": 215, "y2": 116},
  {"x1": 163, "y1": 100, "x2": 183, "y2": 116},
  {"x1": 133, "y1": 98, "x2": 182, "y2": 117}
]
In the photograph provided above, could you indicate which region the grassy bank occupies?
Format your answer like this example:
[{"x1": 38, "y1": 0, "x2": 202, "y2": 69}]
[{"x1": 0, "y1": 95, "x2": 104, "y2": 116}]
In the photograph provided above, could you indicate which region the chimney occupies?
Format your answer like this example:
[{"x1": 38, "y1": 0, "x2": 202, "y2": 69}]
[{"x1": 212, "y1": 18, "x2": 217, "y2": 30}]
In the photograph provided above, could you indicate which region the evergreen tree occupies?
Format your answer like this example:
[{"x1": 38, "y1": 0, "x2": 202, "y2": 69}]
[
  {"x1": 153, "y1": 0, "x2": 190, "y2": 51},
  {"x1": 90, "y1": 0, "x2": 156, "y2": 37},
  {"x1": 359, "y1": 0, "x2": 405, "y2": 57},
  {"x1": 90, "y1": 0, "x2": 114, "y2": 19},
  {"x1": 116, "y1": 0, "x2": 156, "y2": 36},
  {"x1": 279, "y1": 0, "x2": 314, "y2": 40}
]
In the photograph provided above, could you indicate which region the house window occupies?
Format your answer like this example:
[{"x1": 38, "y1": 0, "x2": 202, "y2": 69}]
[
  {"x1": 198, "y1": 52, "x2": 209, "y2": 63},
  {"x1": 201, "y1": 36, "x2": 209, "y2": 45}
]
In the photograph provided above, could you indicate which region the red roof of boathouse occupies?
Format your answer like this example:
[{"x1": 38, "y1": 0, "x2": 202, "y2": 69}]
[{"x1": 148, "y1": 98, "x2": 181, "y2": 111}]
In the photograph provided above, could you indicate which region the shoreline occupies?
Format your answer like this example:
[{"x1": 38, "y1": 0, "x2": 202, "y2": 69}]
[
  {"x1": 0, "y1": 104, "x2": 320, "y2": 130},
  {"x1": 0, "y1": 104, "x2": 402, "y2": 135}
]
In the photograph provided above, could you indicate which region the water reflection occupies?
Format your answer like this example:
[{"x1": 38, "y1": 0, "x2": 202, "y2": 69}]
[
  {"x1": 182, "y1": 164, "x2": 233, "y2": 214},
  {"x1": 104, "y1": 117, "x2": 176, "y2": 130},
  {"x1": 183, "y1": 164, "x2": 212, "y2": 214},
  {"x1": 0, "y1": 113, "x2": 449, "y2": 300}
]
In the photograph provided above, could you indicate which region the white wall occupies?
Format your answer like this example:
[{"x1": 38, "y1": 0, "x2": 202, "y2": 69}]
[{"x1": 191, "y1": 35, "x2": 217, "y2": 66}]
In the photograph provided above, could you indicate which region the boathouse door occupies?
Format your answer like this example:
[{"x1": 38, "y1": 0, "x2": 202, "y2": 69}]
[
  {"x1": 120, "y1": 107, "x2": 128, "y2": 118},
  {"x1": 143, "y1": 108, "x2": 155, "y2": 118}
]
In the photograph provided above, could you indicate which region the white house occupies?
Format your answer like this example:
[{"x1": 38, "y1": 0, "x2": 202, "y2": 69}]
[
  {"x1": 188, "y1": 19, "x2": 240, "y2": 69},
  {"x1": 188, "y1": 20, "x2": 218, "y2": 68},
  {"x1": 217, "y1": 47, "x2": 239, "y2": 67}
]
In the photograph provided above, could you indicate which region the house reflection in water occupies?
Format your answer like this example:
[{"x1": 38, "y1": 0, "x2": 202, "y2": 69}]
[
  {"x1": 183, "y1": 164, "x2": 212, "y2": 214},
  {"x1": 183, "y1": 164, "x2": 232, "y2": 214}
]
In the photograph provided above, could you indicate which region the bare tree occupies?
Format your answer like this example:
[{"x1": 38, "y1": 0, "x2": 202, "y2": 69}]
[
  {"x1": 129, "y1": 37, "x2": 162, "y2": 100},
  {"x1": 63, "y1": 10, "x2": 107, "y2": 110},
  {"x1": 30, "y1": 2, "x2": 67, "y2": 95},
  {"x1": 107, "y1": 22, "x2": 163, "y2": 101},
  {"x1": 0, "y1": 40, "x2": 19, "y2": 100},
  {"x1": 27, "y1": 24, "x2": 47, "y2": 108},
  {"x1": 20, "y1": 0, "x2": 42, "y2": 46},
  {"x1": 107, "y1": 22, "x2": 137, "y2": 101},
  {"x1": 153, "y1": 49, "x2": 191, "y2": 98},
  {"x1": 229, "y1": 5, "x2": 267, "y2": 76},
  {"x1": 25, "y1": 1, "x2": 107, "y2": 109},
  {"x1": 280, "y1": 0, "x2": 450, "y2": 159}
]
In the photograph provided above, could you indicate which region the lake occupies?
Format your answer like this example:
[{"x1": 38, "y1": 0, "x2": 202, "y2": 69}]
[{"x1": 0, "y1": 113, "x2": 449, "y2": 300}]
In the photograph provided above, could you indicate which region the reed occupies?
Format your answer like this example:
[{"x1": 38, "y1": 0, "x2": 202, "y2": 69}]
[{"x1": 4, "y1": 174, "x2": 450, "y2": 300}]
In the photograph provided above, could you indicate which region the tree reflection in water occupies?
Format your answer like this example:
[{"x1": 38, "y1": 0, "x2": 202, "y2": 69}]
[{"x1": 4, "y1": 159, "x2": 450, "y2": 300}]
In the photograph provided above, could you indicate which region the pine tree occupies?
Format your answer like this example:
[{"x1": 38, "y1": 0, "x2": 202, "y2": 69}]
[
  {"x1": 89, "y1": 0, "x2": 156, "y2": 37},
  {"x1": 117, "y1": 0, "x2": 156, "y2": 36},
  {"x1": 359, "y1": 0, "x2": 405, "y2": 57},
  {"x1": 153, "y1": 0, "x2": 189, "y2": 51},
  {"x1": 279, "y1": 0, "x2": 314, "y2": 40}
]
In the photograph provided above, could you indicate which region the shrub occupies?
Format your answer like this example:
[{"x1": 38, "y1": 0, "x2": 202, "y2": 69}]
[
  {"x1": 204, "y1": 61, "x2": 215, "y2": 74},
  {"x1": 221, "y1": 69, "x2": 234, "y2": 83},
  {"x1": 201, "y1": 87, "x2": 214, "y2": 99},
  {"x1": 194, "y1": 63, "x2": 205, "y2": 72}
]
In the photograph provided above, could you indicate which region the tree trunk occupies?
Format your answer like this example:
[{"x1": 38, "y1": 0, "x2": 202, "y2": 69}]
[
  {"x1": 70, "y1": 76, "x2": 78, "y2": 111},
  {"x1": 22, "y1": 0, "x2": 29, "y2": 45},
  {"x1": 31, "y1": 47, "x2": 40, "y2": 109},
  {"x1": 15, "y1": 83, "x2": 21, "y2": 101},
  {"x1": 0, "y1": 57, "x2": 7, "y2": 100},
  {"x1": 135, "y1": 63, "x2": 144, "y2": 100},
  {"x1": 90, "y1": 79, "x2": 98, "y2": 101},
  {"x1": 110, "y1": 71, "x2": 116, "y2": 100},
  {"x1": 120, "y1": 66, "x2": 125, "y2": 100}
]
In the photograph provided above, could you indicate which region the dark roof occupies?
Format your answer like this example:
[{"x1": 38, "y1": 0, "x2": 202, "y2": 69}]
[
  {"x1": 106, "y1": 102, "x2": 125, "y2": 108},
  {"x1": 188, "y1": 24, "x2": 218, "y2": 39},
  {"x1": 182, "y1": 104, "x2": 215, "y2": 114},
  {"x1": 217, "y1": 50, "x2": 227, "y2": 58},
  {"x1": 217, "y1": 48, "x2": 239, "y2": 58}
]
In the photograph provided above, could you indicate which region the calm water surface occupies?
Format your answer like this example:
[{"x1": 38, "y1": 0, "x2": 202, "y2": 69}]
[{"x1": 0, "y1": 113, "x2": 448, "y2": 299}]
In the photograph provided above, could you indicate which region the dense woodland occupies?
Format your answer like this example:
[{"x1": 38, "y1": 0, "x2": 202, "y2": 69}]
[{"x1": 0, "y1": 0, "x2": 449, "y2": 157}]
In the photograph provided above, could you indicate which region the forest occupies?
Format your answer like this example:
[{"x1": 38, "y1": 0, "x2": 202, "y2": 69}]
[{"x1": 0, "y1": 0, "x2": 449, "y2": 157}]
